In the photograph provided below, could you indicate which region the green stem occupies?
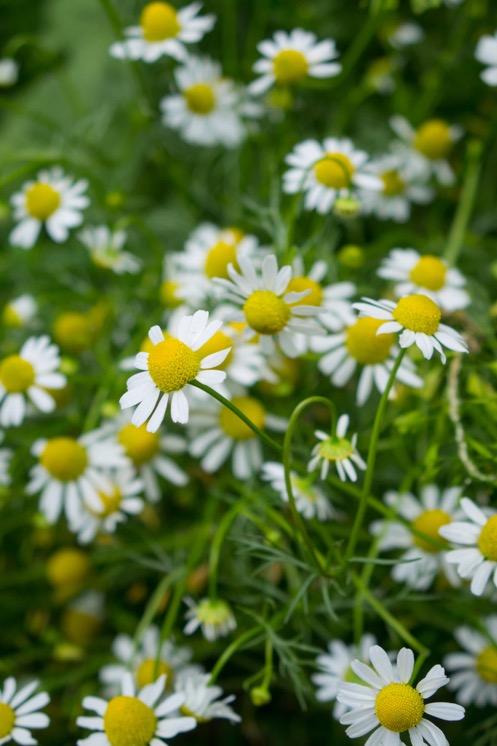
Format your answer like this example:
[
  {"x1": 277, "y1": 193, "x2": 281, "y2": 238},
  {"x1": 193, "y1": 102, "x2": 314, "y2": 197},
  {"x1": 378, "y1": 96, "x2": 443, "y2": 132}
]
[
  {"x1": 444, "y1": 139, "x2": 482, "y2": 266},
  {"x1": 208, "y1": 502, "x2": 244, "y2": 600},
  {"x1": 209, "y1": 626, "x2": 264, "y2": 684}
]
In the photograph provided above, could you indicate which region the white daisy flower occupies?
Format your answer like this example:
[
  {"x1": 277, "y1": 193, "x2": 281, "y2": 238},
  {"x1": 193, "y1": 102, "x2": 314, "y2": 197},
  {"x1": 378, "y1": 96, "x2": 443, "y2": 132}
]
[
  {"x1": 119, "y1": 310, "x2": 231, "y2": 432},
  {"x1": 440, "y1": 497, "x2": 497, "y2": 596},
  {"x1": 311, "y1": 312, "x2": 422, "y2": 406},
  {"x1": 445, "y1": 617, "x2": 497, "y2": 706},
  {"x1": 10, "y1": 167, "x2": 89, "y2": 249},
  {"x1": 337, "y1": 645, "x2": 465, "y2": 744},
  {"x1": 0, "y1": 58, "x2": 18, "y2": 87},
  {"x1": 354, "y1": 294, "x2": 468, "y2": 362},
  {"x1": 76, "y1": 672, "x2": 196, "y2": 746},
  {"x1": 188, "y1": 395, "x2": 286, "y2": 479},
  {"x1": 249, "y1": 29, "x2": 341, "y2": 95},
  {"x1": 378, "y1": 248, "x2": 469, "y2": 311},
  {"x1": 388, "y1": 22, "x2": 424, "y2": 48},
  {"x1": 175, "y1": 670, "x2": 241, "y2": 723},
  {"x1": 371, "y1": 486, "x2": 462, "y2": 590},
  {"x1": 390, "y1": 115, "x2": 462, "y2": 186},
  {"x1": 215, "y1": 254, "x2": 322, "y2": 358},
  {"x1": 0, "y1": 677, "x2": 50, "y2": 745},
  {"x1": 79, "y1": 225, "x2": 141, "y2": 275},
  {"x1": 160, "y1": 55, "x2": 258, "y2": 147},
  {"x1": 0, "y1": 336, "x2": 66, "y2": 427},
  {"x1": 475, "y1": 31, "x2": 497, "y2": 86},
  {"x1": 0, "y1": 433, "x2": 12, "y2": 487},
  {"x1": 308, "y1": 414, "x2": 365, "y2": 483},
  {"x1": 184, "y1": 597, "x2": 236, "y2": 642},
  {"x1": 100, "y1": 626, "x2": 197, "y2": 695},
  {"x1": 27, "y1": 430, "x2": 128, "y2": 526},
  {"x1": 312, "y1": 635, "x2": 376, "y2": 718},
  {"x1": 261, "y1": 461, "x2": 333, "y2": 521},
  {"x1": 71, "y1": 466, "x2": 145, "y2": 543},
  {"x1": 110, "y1": 1, "x2": 215, "y2": 63},
  {"x1": 283, "y1": 137, "x2": 382, "y2": 214},
  {"x1": 2, "y1": 295, "x2": 37, "y2": 328}
]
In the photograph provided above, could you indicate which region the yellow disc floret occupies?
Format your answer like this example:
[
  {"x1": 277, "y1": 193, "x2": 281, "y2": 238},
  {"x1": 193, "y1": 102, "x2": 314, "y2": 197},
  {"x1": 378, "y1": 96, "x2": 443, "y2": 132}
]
[
  {"x1": 381, "y1": 169, "x2": 405, "y2": 196},
  {"x1": 286, "y1": 276, "x2": 323, "y2": 306},
  {"x1": 94, "y1": 487, "x2": 122, "y2": 517},
  {"x1": 160, "y1": 280, "x2": 182, "y2": 308},
  {"x1": 392, "y1": 294, "x2": 441, "y2": 335},
  {"x1": 478, "y1": 515, "x2": 497, "y2": 562},
  {"x1": 243, "y1": 290, "x2": 290, "y2": 334},
  {"x1": 147, "y1": 337, "x2": 200, "y2": 392},
  {"x1": 346, "y1": 317, "x2": 394, "y2": 364},
  {"x1": 53, "y1": 312, "x2": 93, "y2": 353},
  {"x1": 219, "y1": 396, "x2": 265, "y2": 440},
  {"x1": 375, "y1": 683, "x2": 424, "y2": 732},
  {"x1": 104, "y1": 696, "x2": 157, "y2": 746},
  {"x1": 47, "y1": 548, "x2": 90, "y2": 588},
  {"x1": 136, "y1": 659, "x2": 173, "y2": 688},
  {"x1": 476, "y1": 646, "x2": 497, "y2": 684},
  {"x1": 140, "y1": 2, "x2": 180, "y2": 42},
  {"x1": 204, "y1": 240, "x2": 238, "y2": 279},
  {"x1": 314, "y1": 153, "x2": 355, "y2": 189},
  {"x1": 0, "y1": 355, "x2": 35, "y2": 393},
  {"x1": 118, "y1": 424, "x2": 160, "y2": 466},
  {"x1": 272, "y1": 49, "x2": 309, "y2": 84},
  {"x1": 0, "y1": 703, "x2": 15, "y2": 739},
  {"x1": 41, "y1": 437, "x2": 88, "y2": 482},
  {"x1": 197, "y1": 330, "x2": 233, "y2": 369},
  {"x1": 412, "y1": 509, "x2": 451, "y2": 552},
  {"x1": 318, "y1": 436, "x2": 354, "y2": 463},
  {"x1": 25, "y1": 182, "x2": 61, "y2": 220},
  {"x1": 413, "y1": 119, "x2": 453, "y2": 160},
  {"x1": 3, "y1": 304, "x2": 23, "y2": 328},
  {"x1": 184, "y1": 83, "x2": 216, "y2": 114},
  {"x1": 195, "y1": 598, "x2": 232, "y2": 627},
  {"x1": 409, "y1": 256, "x2": 447, "y2": 291}
]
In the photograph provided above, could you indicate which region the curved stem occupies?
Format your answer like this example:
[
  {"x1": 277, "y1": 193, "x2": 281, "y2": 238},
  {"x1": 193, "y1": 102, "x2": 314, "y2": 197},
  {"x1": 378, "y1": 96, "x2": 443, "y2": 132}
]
[{"x1": 209, "y1": 626, "x2": 264, "y2": 684}]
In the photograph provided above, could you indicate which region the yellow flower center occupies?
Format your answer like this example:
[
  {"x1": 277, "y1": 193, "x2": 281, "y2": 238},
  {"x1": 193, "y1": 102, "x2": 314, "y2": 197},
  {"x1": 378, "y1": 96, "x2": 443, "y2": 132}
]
[
  {"x1": 147, "y1": 337, "x2": 200, "y2": 392},
  {"x1": 184, "y1": 83, "x2": 216, "y2": 114},
  {"x1": 409, "y1": 256, "x2": 447, "y2": 291},
  {"x1": 104, "y1": 696, "x2": 157, "y2": 746},
  {"x1": 41, "y1": 437, "x2": 88, "y2": 482},
  {"x1": 195, "y1": 598, "x2": 232, "y2": 626},
  {"x1": 204, "y1": 240, "x2": 238, "y2": 279},
  {"x1": 476, "y1": 646, "x2": 497, "y2": 684},
  {"x1": 53, "y1": 312, "x2": 93, "y2": 353},
  {"x1": 92, "y1": 486, "x2": 122, "y2": 518},
  {"x1": 0, "y1": 354, "x2": 35, "y2": 393},
  {"x1": 62, "y1": 607, "x2": 101, "y2": 645},
  {"x1": 219, "y1": 396, "x2": 265, "y2": 440},
  {"x1": 412, "y1": 509, "x2": 451, "y2": 553},
  {"x1": 0, "y1": 703, "x2": 15, "y2": 739},
  {"x1": 314, "y1": 153, "x2": 355, "y2": 189},
  {"x1": 286, "y1": 276, "x2": 323, "y2": 306},
  {"x1": 118, "y1": 424, "x2": 160, "y2": 466},
  {"x1": 413, "y1": 119, "x2": 453, "y2": 160},
  {"x1": 272, "y1": 49, "x2": 309, "y2": 84},
  {"x1": 25, "y1": 182, "x2": 61, "y2": 220},
  {"x1": 160, "y1": 280, "x2": 182, "y2": 308},
  {"x1": 197, "y1": 330, "x2": 233, "y2": 369},
  {"x1": 136, "y1": 659, "x2": 173, "y2": 688},
  {"x1": 392, "y1": 294, "x2": 441, "y2": 335},
  {"x1": 292, "y1": 475, "x2": 317, "y2": 502},
  {"x1": 140, "y1": 2, "x2": 180, "y2": 42},
  {"x1": 381, "y1": 169, "x2": 405, "y2": 196},
  {"x1": 318, "y1": 436, "x2": 354, "y2": 463},
  {"x1": 140, "y1": 337, "x2": 156, "y2": 355},
  {"x1": 346, "y1": 317, "x2": 394, "y2": 364},
  {"x1": 46, "y1": 548, "x2": 89, "y2": 587},
  {"x1": 478, "y1": 515, "x2": 497, "y2": 561},
  {"x1": 375, "y1": 683, "x2": 424, "y2": 732},
  {"x1": 3, "y1": 305, "x2": 23, "y2": 327},
  {"x1": 243, "y1": 290, "x2": 290, "y2": 334}
]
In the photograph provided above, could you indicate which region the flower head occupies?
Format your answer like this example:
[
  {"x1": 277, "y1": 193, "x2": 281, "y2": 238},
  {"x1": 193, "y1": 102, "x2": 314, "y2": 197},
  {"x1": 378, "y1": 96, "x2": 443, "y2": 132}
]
[
  {"x1": 390, "y1": 115, "x2": 462, "y2": 186},
  {"x1": 0, "y1": 677, "x2": 50, "y2": 744},
  {"x1": 445, "y1": 616, "x2": 497, "y2": 706},
  {"x1": 184, "y1": 597, "x2": 236, "y2": 641},
  {"x1": 261, "y1": 461, "x2": 333, "y2": 521},
  {"x1": 79, "y1": 225, "x2": 141, "y2": 274},
  {"x1": 475, "y1": 32, "x2": 497, "y2": 87},
  {"x1": 308, "y1": 414, "x2": 365, "y2": 483},
  {"x1": 175, "y1": 670, "x2": 240, "y2": 723},
  {"x1": 2, "y1": 295, "x2": 37, "y2": 328}
]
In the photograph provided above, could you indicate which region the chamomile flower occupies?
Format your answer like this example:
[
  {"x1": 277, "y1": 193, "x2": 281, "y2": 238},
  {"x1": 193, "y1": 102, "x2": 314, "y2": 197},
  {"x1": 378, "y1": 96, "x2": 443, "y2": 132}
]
[
  {"x1": 337, "y1": 645, "x2": 465, "y2": 744},
  {"x1": 10, "y1": 168, "x2": 89, "y2": 249},
  {"x1": 354, "y1": 294, "x2": 468, "y2": 362},
  {"x1": 440, "y1": 498, "x2": 497, "y2": 596},
  {"x1": 0, "y1": 58, "x2": 18, "y2": 87},
  {"x1": 444, "y1": 617, "x2": 497, "y2": 706},
  {"x1": 283, "y1": 138, "x2": 382, "y2": 214},
  {"x1": 62, "y1": 591, "x2": 104, "y2": 645},
  {"x1": 175, "y1": 670, "x2": 240, "y2": 723},
  {"x1": 378, "y1": 248, "x2": 469, "y2": 311},
  {"x1": 0, "y1": 433, "x2": 12, "y2": 486},
  {"x1": 184, "y1": 597, "x2": 236, "y2": 642},
  {"x1": 475, "y1": 32, "x2": 497, "y2": 86},
  {"x1": 312, "y1": 635, "x2": 376, "y2": 718},
  {"x1": 390, "y1": 116, "x2": 462, "y2": 186},
  {"x1": 0, "y1": 677, "x2": 50, "y2": 745},
  {"x1": 249, "y1": 29, "x2": 341, "y2": 95},
  {"x1": 109, "y1": 1, "x2": 215, "y2": 63},
  {"x1": 77, "y1": 673, "x2": 196, "y2": 746},
  {"x1": 388, "y1": 22, "x2": 424, "y2": 49},
  {"x1": 0, "y1": 336, "x2": 66, "y2": 427},
  {"x1": 215, "y1": 254, "x2": 322, "y2": 358},
  {"x1": 160, "y1": 55, "x2": 258, "y2": 147},
  {"x1": 100, "y1": 626, "x2": 196, "y2": 695},
  {"x1": 119, "y1": 311, "x2": 231, "y2": 431},
  {"x1": 261, "y1": 461, "x2": 333, "y2": 521},
  {"x1": 27, "y1": 430, "x2": 128, "y2": 526},
  {"x1": 189, "y1": 395, "x2": 286, "y2": 479},
  {"x1": 308, "y1": 414, "x2": 365, "y2": 483},
  {"x1": 311, "y1": 313, "x2": 422, "y2": 405},
  {"x1": 371, "y1": 486, "x2": 462, "y2": 590},
  {"x1": 2, "y1": 295, "x2": 37, "y2": 328},
  {"x1": 79, "y1": 225, "x2": 141, "y2": 275}
]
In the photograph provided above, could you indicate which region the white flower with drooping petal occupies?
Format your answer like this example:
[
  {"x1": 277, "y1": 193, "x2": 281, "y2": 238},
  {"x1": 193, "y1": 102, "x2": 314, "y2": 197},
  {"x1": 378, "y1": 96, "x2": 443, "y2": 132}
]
[
  {"x1": 444, "y1": 616, "x2": 497, "y2": 707},
  {"x1": 0, "y1": 677, "x2": 50, "y2": 745},
  {"x1": 184, "y1": 597, "x2": 236, "y2": 642},
  {"x1": 174, "y1": 670, "x2": 241, "y2": 723},
  {"x1": 261, "y1": 461, "x2": 333, "y2": 521},
  {"x1": 390, "y1": 115, "x2": 462, "y2": 186},
  {"x1": 2, "y1": 295, "x2": 37, "y2": 328},
  {"x1": 308, "y1": 414, "x2": 365, "y2": 483},
  {"x1": 79, "y1": 225, "x2": 141, "y2": 274},
  {"x1": 475, "y1": 32, "x2": 497, "y2": 86}
]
